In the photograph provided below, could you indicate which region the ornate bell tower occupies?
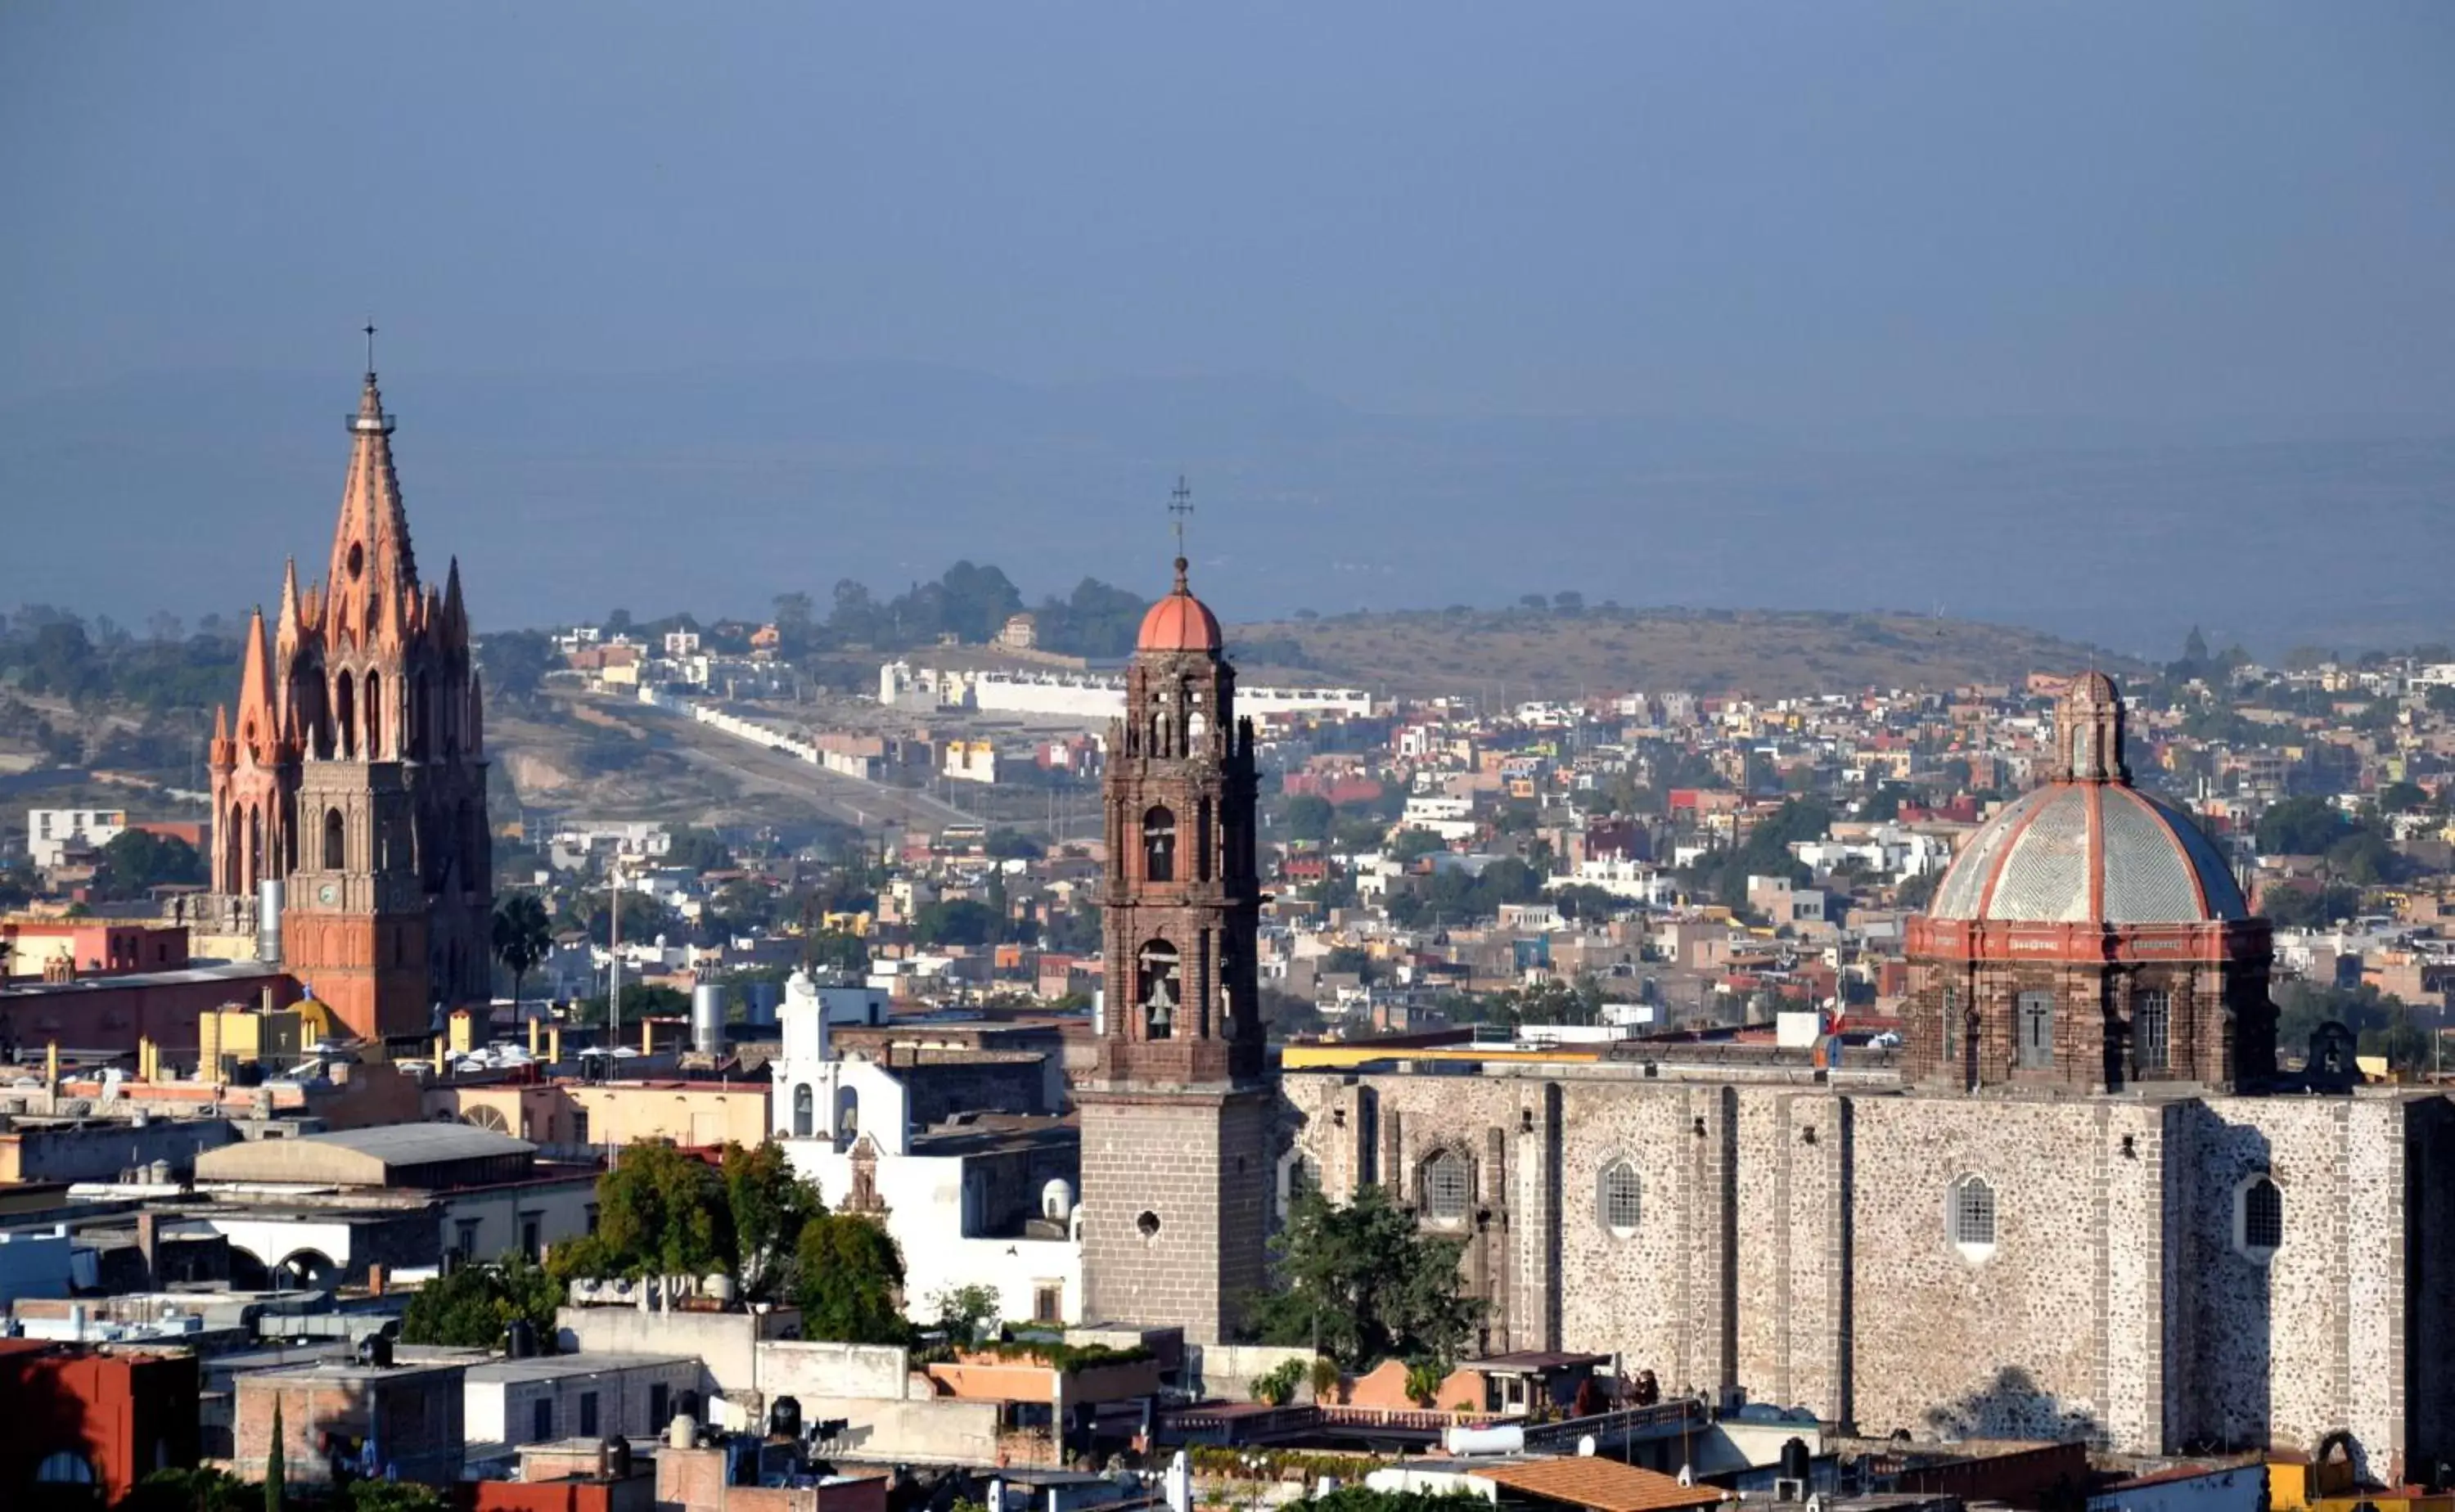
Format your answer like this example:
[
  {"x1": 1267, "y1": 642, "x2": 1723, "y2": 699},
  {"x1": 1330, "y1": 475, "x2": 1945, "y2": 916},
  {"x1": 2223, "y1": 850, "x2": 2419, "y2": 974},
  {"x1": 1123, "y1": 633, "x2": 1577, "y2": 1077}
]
[
  {"x1": 203, "y1": 353, "x2": 493, "y2": 1042},
  {"x1": 1078, "y1": 548, "x2": 1268, "y2": 1341}
]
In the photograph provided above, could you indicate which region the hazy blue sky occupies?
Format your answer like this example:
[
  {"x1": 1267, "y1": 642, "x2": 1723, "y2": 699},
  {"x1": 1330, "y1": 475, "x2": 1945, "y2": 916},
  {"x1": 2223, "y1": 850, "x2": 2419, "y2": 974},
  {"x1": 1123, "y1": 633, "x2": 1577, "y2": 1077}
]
[
  {"x1": 4, "y1": 5, "x2": 2453, "y2": 656},
  {"x1": 7, "y1": 3, "x2": 2450, "y2": 422}
]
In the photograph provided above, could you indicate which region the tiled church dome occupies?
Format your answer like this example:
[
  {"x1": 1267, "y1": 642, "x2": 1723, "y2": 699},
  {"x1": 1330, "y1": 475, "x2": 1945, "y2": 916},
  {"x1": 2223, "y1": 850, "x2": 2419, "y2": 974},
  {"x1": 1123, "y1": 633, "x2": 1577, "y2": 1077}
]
[{"x1": 1928, "y1": 781, "x2": 2246, "y2": 925}]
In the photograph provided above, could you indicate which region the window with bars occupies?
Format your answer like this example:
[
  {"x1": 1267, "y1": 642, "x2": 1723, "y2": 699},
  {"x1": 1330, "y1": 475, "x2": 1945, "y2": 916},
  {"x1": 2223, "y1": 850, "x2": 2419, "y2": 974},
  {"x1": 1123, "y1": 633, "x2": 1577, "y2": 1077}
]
[
  {"x1": 2017, "y1": 992, "x2": 2055, "y2": 1069},
  {"x1": 2241, "y1": 1176, "x2": 2283, "y2": 1255},
  {"x1": 1598, "y1": 1162, "x2": 1641, "y2": 1236},
  {"x1": 1940, "y1": 985, "x2": 1958, "y2": 1061},
  {"x1": 1949, "y1": 1176, "x2": 1997, "y2": 1251},
  {"x1": 2133, "y1": 989, "x2": 2170, "y2": 1073},
  {"x1": 1421, "y1": 1153, "x2": 1470, "y2": 1224}
]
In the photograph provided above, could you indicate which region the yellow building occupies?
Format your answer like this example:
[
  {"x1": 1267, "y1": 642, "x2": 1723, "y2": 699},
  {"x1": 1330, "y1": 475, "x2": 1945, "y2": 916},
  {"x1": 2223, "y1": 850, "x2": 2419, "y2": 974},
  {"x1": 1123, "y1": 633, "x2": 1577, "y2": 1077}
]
[
  {"x1": 2270, "y1": 1442, "x2": 2455, "y2": 1512},
  {"x1": 422, "y1": 1078, "x2": 771, "y2": 1154}
]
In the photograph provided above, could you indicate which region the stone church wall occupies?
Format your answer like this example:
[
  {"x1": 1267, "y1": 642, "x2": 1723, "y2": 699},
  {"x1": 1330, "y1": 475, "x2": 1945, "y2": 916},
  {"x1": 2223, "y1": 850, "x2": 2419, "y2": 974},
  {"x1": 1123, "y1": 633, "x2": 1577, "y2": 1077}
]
[
  {"x1": 2170, "y1": 1096, "x2": 2400, "y2": 1475},
  {"x1": 1276, "y1": 1066, "x2": 2443, "y2": 1469}
]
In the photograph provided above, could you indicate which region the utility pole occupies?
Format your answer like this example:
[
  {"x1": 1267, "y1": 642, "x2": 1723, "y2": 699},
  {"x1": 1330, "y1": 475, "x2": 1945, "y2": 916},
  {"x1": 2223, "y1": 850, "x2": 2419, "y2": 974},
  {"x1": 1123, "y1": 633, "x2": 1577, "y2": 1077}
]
[{"x1": 607, "y1": 857, "x2": 623, "y2": 1049}]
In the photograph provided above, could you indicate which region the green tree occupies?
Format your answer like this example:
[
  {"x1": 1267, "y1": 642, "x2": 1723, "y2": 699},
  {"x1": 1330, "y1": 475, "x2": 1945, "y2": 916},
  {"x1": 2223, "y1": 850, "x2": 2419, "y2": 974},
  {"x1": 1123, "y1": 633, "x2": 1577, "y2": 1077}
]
[
  {"x1": 400, "y1": 1249, "x2": 564, "y2": 1350},
  {"x1": 2256, "y1": 796, "x2": 2354, "y2": 857},
  {"x1": 1292, "y1": 1491, "x2": 1491, "y2": 1512},
  {"x1": 119, "y1": 1469, "x2": 258, "y2": 1512},
  {"x1": 491, "y1": 892, "x2": 553, "y2": 1008},
  {"x1": 475, "y1": 630, "x2": 556, "y2": 707},
  {"x1": 345, "y1": 1483, "x2": 449, "y2": 1512},
  {"x1": 1284, "y1": 795, "x2": 1336, "y2": 843},
  {"x1": 97, "y1": 829, "x2": 206, "y2": 899},
  {"x1": 2376, "y1": 781, "x2": 2429, "y2": 815},
  {"x1": 772, "y1": 592, "x2": 817, "y2": 655},
  {"x1": 2259, "y1": 883, "x2": 2363, "y2": 929},
  {"x1": 795, "y1": 1213, "x2": 909, "y2": 1343},
  {"x1": 926, "y1": 1282, "x2": 1001, "y2": 1346},
  {"x1": 912, "y1": 898, "x2": 998, "y2": 947},
  {"x1": 800, "y1": 929, "x2": 872, "y2": 976},
  {"x1": 1387, "y1": 828, "x2": 1446, "y2": 864},
  {"x1": 574, "y1": 1141, "x2": 734, "y2": 1279},
  {"x1": 723, "y1": 1140, "x2": 823, "y2": 1301},
  {"x1": 1246, "y1": 1185, "x2": 1482, "y2": 1372}
]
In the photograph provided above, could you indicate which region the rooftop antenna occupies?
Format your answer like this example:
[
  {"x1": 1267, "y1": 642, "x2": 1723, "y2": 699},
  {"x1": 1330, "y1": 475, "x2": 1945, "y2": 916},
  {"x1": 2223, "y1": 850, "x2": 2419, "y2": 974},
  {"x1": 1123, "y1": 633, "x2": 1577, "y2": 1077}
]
[
  {"x1": 1169, "y1": 475, "x2": 1195, "y2": 567},
  {"x1": 363, "y1": 320, "x2": 377, "y2": 377}
]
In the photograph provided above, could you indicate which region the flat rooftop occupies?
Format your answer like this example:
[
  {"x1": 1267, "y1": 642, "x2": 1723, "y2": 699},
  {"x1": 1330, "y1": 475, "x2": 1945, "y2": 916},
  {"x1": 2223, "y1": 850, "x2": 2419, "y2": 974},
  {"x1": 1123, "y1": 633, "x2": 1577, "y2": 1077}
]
[{"x1": 462, "y1": 1352, "x2": 694, "y2": 1384}]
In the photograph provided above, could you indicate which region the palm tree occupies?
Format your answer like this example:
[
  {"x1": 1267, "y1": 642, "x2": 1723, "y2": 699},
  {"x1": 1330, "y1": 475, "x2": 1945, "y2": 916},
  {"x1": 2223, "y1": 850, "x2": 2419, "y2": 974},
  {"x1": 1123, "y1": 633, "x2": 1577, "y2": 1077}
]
[{"x1": 491, "y1": 892, "x2": 553, "y2": 1012}]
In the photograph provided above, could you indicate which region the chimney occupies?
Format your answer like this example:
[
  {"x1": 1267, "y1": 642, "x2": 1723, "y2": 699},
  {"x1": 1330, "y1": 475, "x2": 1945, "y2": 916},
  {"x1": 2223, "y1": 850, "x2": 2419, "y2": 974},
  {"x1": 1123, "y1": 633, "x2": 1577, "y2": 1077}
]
[
  {"x1": 549, "y1": 1025, "x2": 563, "y2": 1065},
  {"x1": 135, "y1": 1212, "x2": 159, "y2": 1281},
  {"x1": 432, "y1": 1037, "x2": 446, "y2": 1074},
  {"x1": 642, "y1": 1017, "x2": 654, "y2": 1055},
  {"x1": 529, "y1": 1016, "x2": 542, "y2": 1057},
  {"x1": 367, "y1": 1263, "x2": 386, "y2": 1297}
]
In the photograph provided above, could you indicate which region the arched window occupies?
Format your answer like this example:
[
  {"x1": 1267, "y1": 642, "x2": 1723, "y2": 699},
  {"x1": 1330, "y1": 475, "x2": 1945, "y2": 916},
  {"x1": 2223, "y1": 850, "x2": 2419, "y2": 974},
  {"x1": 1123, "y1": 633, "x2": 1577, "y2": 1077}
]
[
  {"x1": 364, "y1": 670, "x2": 382, "y2": 758},
  {"x1": 411, "y1": 671, "x2": 431, "y2": 759},
  {"x1": 1948, "y1": 1174, "x2": 1997, "y2": 1255},
  {"x1": 247, "y1": 804, "x2": 264, "y2": 890},
  {"x1": 1598, "y1": 1160, "x2": 1641, "y2": 1237},
  {"x1": 334, "y1": 670, "x2": 356, "y2": 758},
  {"x1": 1196, "y1": 797, "x2": 1214, "y2": 882},
  {"x1": 282, "y1": 798, "x2": 298, "y2": 872},
  {"x1": 226, "y1": 802, "x2": 244, "y2": 891},
  {"x1": 2016, "y1": 991, "x2": 2054, "y2": 1069},
  {"x1": 2133, "y1": 989, "x2": 2170, "y2": 1073},
  {"x1": 791, "y1": 1083, "x2": 813, "y2": 1138},
  {"x1": 322, "y1": 808, "x2": 345, "y2": 870},
  {"x1": 1137, "y1": 938, "x2": 1181, "y2": 1039},
  {"x1": 1420, "y1": 1150, "x2": 1470, "y2": 1226},
  {"x1": 34, "y1": 1451, "x2": 97, "y2": 1487},
  {"x1": 835, "y1": 1085, "x2": 860, "y2": 1150},
  {"x1": 1279, "y1": 1153, "x2": 1316, "y2": 1218},
  {"x1": 2238, "y1": 1175, "x2": 2283, "y2": 1258},
  {"x1": 1142, "y1": 805, "x2": 1177, "y2": 883}
]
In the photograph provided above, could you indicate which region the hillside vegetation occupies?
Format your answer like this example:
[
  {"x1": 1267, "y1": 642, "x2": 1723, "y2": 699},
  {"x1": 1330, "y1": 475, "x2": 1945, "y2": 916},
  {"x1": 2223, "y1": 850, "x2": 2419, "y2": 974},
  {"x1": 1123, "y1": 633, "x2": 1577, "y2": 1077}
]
[{"x1": 1226, "y1": 605, "x2": 2144, "y2": 701}]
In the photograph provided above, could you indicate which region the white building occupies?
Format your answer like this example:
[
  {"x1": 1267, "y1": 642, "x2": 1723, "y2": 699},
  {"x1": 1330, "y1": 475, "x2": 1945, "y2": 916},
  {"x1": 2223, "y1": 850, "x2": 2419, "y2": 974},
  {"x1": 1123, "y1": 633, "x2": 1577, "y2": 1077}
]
[
  {"x1": 27, "y1": 808, "x2": 127, "y2": 868},
  {"x1": 769, "y1": 971, "x2": 1082, "y2": 1327}
]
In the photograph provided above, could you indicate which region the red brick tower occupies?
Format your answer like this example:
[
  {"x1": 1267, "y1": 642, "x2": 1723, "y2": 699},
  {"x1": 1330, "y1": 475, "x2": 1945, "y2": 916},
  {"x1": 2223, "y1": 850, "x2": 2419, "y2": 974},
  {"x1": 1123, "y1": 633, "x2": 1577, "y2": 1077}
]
[
  {"x1": 205, "y1": 364, "x2": 492, "y2": 1041},
  {"x1": 1078, "y1": 554, "x2": 1268, "y2": 1341}
]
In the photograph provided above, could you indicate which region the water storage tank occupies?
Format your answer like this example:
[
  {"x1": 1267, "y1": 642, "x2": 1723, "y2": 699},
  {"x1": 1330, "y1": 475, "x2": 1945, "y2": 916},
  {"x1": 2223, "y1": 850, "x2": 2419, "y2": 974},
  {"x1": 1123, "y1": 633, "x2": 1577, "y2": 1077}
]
[
  {"x1": 691, "y1": 982, "x2": 726, "y2": 1055},
  {"x1": 357, "y1": 1334, "x2": 394, "y2": 1368},
  {"x1": 768, "y1": 1395, "x2": 802, "y2": 1440},
  {"x1": 746, "y1": 980, "x2": 782, "y2": 1027},
  {"x1": 505, "y1": 1320, "x2": 538, "y2": 1359},
  {"x1": 256, "y1": 879, "x2": 285, "y2": 963}
]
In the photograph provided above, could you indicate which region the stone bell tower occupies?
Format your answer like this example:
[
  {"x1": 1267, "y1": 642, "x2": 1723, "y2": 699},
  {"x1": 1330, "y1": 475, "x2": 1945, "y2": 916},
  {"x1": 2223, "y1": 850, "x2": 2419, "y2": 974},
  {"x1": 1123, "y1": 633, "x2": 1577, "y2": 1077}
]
[{"x1": 1077, "y1": 551, "x2": 1268, "y2": 1342}]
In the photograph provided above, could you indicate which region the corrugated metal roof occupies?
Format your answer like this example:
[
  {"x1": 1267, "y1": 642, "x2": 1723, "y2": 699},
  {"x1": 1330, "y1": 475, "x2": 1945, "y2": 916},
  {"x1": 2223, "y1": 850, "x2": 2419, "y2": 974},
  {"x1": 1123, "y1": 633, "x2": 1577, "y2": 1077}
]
[{"x1": 289, "y1": 1123, "x2": 537, "y2": 1162}]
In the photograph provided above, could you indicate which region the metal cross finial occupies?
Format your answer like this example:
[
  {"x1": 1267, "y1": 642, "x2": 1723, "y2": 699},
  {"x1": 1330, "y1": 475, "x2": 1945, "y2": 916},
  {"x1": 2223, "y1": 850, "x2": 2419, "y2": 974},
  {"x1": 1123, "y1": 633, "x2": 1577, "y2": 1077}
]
[
  {"x1": 363, "y1": 321, "x2": 377, "y2": 376},
  {"x1": 1168, "y1": 475, "x2": 1195, "y2": 560}
]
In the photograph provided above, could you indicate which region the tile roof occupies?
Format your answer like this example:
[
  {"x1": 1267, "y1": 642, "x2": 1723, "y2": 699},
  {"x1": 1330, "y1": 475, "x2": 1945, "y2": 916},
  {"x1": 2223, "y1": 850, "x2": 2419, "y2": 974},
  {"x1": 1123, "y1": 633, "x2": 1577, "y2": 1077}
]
[{"x1": 1467, "y1": 1457, "x2": 1730, "y2": 1512}]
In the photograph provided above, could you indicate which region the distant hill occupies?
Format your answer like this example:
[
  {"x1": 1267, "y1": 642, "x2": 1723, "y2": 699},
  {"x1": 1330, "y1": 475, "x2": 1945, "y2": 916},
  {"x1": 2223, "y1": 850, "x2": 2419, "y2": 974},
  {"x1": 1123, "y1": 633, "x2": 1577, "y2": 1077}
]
[
  {"x1": 1227, "y1": 606, "x2": 2146, "y2": 700},
  {"x1": 4, "y1": 360, "x2": 2448, "y2": 659}
]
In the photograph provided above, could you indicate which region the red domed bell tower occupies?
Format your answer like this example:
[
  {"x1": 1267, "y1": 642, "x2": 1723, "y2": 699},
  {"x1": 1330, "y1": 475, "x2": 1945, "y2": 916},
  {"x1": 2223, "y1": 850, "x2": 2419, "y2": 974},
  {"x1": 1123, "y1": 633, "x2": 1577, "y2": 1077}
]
[{"x1": 1079, "y1": 544, "x2": 1268, "y2": 1342}]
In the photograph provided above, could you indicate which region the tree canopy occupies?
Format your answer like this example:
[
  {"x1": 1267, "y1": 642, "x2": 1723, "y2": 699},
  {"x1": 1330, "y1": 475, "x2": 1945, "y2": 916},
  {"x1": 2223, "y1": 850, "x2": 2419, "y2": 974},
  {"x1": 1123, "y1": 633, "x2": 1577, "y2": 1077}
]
[
  {"x1": 551, "y1": 1139, "x2": 822, "y2": 1301},
  {"x1": 400, "y1": 1249, "x2": 564, "y2": 1351},
  {"x1": 97, "y1": 830, "x2": 205, "y2": 898},
  {"x1": 1246, "y1": 1185, "x2": 1481, "y2": 1371},
  {"x1": 2255, "y1": 796, "x2": 2354, "y2": 857},
  {"x1": 795, "y1": 1213, "x2": 910, "y2": 1344}
]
